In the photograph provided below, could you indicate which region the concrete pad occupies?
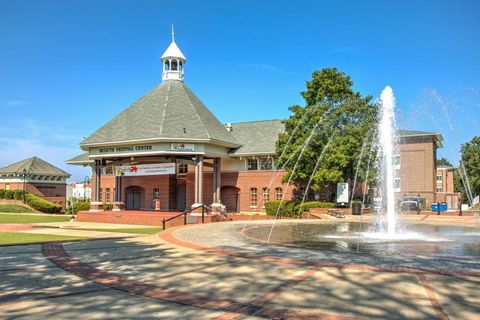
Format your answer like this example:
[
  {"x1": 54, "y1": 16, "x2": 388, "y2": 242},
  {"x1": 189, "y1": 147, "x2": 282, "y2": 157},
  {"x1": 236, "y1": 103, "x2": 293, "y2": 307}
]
[
  {"x1": 266, "y1": 268, "x2": 437, "y2": 320},
  {"x1": 153, "y1": 260, "x2": 306, "y2": 304},
  {"x1": 426, "y1": 274, "x2": 480, "y2": 319},
  {"x1": 0, "y1": 289, "x2": 229, "y2": 319},
  {"x1": 19, "y1": 228, "x2": 136, "y2": 239}
]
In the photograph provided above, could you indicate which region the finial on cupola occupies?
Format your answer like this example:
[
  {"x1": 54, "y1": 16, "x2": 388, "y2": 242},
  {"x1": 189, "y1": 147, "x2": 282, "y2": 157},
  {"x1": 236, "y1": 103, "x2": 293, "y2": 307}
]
[{"x1": 161, "y1": 25, "x2": 186, "y2": 82}]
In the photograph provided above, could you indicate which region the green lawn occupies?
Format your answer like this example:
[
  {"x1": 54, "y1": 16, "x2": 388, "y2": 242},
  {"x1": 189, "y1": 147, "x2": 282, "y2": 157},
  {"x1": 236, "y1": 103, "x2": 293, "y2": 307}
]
[
  {"x1": 0, "y1": 205, "x2": 33, "y2": 213},
  {"x1": 0, "y1": 213, "x2": 71, "y2": 224},
  {"x1": 75, "y1": 227, "x2": 164, "y2": 234},
  {"x1": 0, "y1": 232, "x2": 86, "y2": 245}
]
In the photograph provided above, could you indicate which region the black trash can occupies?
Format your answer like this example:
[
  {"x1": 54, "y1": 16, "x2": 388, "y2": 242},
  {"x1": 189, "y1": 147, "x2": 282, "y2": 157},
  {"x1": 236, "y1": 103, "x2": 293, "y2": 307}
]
[{"x1": 351, "y1": 202, "x2": 362, "y2": 215}]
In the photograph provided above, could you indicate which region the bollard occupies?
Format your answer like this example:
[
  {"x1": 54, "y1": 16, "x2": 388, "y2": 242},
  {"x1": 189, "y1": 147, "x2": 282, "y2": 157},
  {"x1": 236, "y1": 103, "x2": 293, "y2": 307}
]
[
  {"x1": 184, "y1": 212, "x2": 187, "y2": 225},
  {"x1": 202, "y1": 205, "x2": 205, "y2": 223},
  {"x1": 162, "y1": 219, "x2": 166, "y2": 231}
]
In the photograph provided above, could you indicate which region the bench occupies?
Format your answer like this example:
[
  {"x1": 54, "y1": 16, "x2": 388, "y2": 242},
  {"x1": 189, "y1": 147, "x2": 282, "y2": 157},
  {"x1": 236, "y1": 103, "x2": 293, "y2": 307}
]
[{"x1": 328, "y1": 209, "x2": 346, "y2": 218}]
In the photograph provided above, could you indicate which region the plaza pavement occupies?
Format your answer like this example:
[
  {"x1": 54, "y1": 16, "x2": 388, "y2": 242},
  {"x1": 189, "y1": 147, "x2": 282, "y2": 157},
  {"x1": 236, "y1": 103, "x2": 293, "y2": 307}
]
[{"x1": 0, "y1": 216, "x2": 479, "y2": 319}]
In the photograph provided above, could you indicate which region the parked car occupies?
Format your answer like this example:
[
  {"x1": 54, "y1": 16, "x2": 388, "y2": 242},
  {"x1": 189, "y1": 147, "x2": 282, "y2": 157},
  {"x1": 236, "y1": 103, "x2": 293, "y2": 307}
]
[{"x1": 399, "y1": 197, "x2": 421, "y2": 214}]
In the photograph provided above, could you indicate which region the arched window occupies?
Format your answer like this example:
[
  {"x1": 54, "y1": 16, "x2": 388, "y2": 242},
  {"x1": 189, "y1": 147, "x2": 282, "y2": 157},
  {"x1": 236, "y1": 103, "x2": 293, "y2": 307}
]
[
  {"x1": 250, "y1": 188, "x2": 257, "y2": 207},
  {"x1": 262, "y1": 188, "x2": 270, "y2": 207},
  {"x1": 164, "y1": 60, "x2": 170, "y2": 71},
  {"x1": 275, "y1": 188, "x2": 283, "y2": 201},
  {"x1": 179, "y1": 61, "x2": 183, "y2": 72},
  {"x1": 171, "y1": 60, "x2": 178, "y2": 71}
]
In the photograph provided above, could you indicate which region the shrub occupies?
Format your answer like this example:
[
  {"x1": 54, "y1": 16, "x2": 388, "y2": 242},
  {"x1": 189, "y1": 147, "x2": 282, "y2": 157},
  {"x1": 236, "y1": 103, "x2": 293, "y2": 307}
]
[
  {"x1": 265, "y1": 200, "x2": 300, "y2": 218},
  {"x1": 25, "y1": 193, "x2": 61, "y2": 214},
  {"x1": 297, "y1": 201, "x2": 335, "y2": 213},
  {"x1": 67, "y1": 201, "x2": 90, "y2": 214},
  {"x1": 102, "y1": 203, "x2": 113, "y2": 211},
  {"x1": 0, "y1": 189, "x2": 5, "y2": 199},
  {"x1": 14, "y1": 190, "x2": 25, "y2": 201},
  {"x1": 4, "y1": 190, "x2": 14, "y2": 200}
]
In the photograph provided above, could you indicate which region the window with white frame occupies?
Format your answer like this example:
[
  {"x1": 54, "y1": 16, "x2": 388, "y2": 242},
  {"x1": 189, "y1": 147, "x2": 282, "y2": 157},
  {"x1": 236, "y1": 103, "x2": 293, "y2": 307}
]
[
  {"x1": 275, "y1": 187, "x2": 283, "y2": 201},
  {"x1": 260, "y1": 158, "x2": 273, "y2": 170},
  {"x1": 178, "y1": 163, "x2": 188, "y2": 174},
  {"x1": 394, "y1": 178, "x2": 401, "y2": 191},
  {"x1": 153, "y1": 187, "x2": 160, "y2": 200},
  {"x1": 247, "y1": 159, "x2": 258, "y2": 171},
  {"x1": 437, "y1": 175, "x2": 443, "y2": 182},
  {"x1": 262, "y1": 188, "x2": 270, "y2": 206},
  {"x1": 105, "y1": 188, "x2": 111, "y2": 203},
  {"x1": 436, "y1": 187, "x2": 444, "y2": 192},
  {"x1": 393, "y1": 155, "x2": 400, "y2": 169},
  {"x1": 250, "y1": 188, "x2": 257, "y2": 207}
]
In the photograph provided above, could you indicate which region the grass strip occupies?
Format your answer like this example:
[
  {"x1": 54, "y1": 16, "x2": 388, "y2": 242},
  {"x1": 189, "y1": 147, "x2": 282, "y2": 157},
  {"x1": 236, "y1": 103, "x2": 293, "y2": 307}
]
[
  {"x1": 0, "y1": 213, "x2": 71, "y2": 224},
  {"x1": 0, "y1": 232, "x2": 87, "y2": 245}
]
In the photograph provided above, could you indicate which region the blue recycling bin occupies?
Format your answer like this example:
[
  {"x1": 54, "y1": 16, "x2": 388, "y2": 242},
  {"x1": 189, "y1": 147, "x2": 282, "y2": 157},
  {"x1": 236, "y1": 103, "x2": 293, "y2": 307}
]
[{"x1": 431, "y1": 202, "x2": 448, "y2": 212}]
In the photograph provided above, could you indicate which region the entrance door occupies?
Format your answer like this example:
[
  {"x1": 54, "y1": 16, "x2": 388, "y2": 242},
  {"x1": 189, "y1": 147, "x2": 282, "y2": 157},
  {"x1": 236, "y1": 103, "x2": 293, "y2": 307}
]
[
  {"x1": 221, "y1": 186, "x2": 240, "y2": 212},
  {"x1": 176, "y1": 183, "x2": 186, "y2": 211},
  {"x1": 125, "y1": 186, "x2": 144, "y2": 210}
]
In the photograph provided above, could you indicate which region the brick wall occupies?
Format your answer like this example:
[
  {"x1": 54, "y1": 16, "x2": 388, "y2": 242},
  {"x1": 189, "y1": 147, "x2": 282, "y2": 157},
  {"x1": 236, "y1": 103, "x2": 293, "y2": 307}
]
[
  {"x1": 97, "y1": 170, "x2": 293, "y2": 213},
  {"x1": 397, "y1": 142, "x2": 436, "y2": 204}
]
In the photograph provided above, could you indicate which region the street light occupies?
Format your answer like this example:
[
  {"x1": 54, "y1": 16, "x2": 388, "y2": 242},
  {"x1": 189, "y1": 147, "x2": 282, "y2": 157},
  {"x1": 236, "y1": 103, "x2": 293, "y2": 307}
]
[
  {"x1": 22, "y1": 168, "x2": 27, "y2": 203},
  {"x1": 84, "y1": 176, "x2": 90, "y2": 201}
]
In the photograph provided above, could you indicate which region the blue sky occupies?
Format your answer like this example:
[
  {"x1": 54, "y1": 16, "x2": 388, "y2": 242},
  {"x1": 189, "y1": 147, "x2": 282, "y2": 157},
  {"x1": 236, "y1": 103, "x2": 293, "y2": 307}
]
[{"x1": 1, "y1": 0, "x2": 479, "y2": 181}]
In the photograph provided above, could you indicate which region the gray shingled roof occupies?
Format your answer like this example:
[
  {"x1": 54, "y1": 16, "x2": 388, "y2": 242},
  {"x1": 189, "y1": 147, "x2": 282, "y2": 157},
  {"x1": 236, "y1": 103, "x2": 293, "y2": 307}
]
[
  {"x1": 0, "y1": 157, "x2": 70, "y2": 177},
  {"x1": 229, "y1": 119, "x2": 284, "y2": 156},
  {"x1": 65, "y1": 152, "x2": 93, "y2": 165},
  {"x1": 81, "y1": 81, "x2": 240, "y2": 148}
]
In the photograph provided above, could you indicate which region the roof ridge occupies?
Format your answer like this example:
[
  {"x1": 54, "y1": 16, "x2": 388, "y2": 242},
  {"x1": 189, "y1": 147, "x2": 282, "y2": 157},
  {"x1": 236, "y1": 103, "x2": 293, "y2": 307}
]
[{"x1": 230, "y1": 119, "x2": 283, "y2": 125}]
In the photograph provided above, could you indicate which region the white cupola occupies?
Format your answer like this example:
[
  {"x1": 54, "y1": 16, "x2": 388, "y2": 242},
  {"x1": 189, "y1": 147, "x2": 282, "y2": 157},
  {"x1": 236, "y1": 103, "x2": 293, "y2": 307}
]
[{"x1": 161, "y1": 25, "x2": 186, "y2": 82}]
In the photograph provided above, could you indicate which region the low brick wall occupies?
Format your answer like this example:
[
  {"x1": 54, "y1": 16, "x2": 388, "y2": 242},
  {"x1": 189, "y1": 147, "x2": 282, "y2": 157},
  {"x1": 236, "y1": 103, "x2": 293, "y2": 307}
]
[{"x1": 77, "y1": 210, "x2": 219, "y2": 227}]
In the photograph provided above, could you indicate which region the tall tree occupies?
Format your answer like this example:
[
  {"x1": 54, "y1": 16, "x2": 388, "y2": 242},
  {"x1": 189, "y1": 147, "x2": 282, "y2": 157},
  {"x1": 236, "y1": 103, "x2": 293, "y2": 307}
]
[
  {"x1": 276, "y1": 68, "x2": 377, "y2": 199},
  {"x1": 457, "y1": 136, "x2": 480, "y2": 203}
]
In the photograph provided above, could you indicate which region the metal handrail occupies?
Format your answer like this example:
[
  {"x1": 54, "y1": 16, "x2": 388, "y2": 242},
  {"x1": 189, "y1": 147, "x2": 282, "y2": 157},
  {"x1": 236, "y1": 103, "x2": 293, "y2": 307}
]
[{"x1": 162, "y1": 204, "x2": 212, "y2": 230}]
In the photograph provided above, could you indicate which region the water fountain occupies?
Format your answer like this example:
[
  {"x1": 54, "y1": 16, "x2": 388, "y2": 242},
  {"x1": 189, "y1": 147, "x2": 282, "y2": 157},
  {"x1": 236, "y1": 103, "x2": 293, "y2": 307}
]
[{"x1": 240, "y1": 86, "x2": 480, "y2": 257}]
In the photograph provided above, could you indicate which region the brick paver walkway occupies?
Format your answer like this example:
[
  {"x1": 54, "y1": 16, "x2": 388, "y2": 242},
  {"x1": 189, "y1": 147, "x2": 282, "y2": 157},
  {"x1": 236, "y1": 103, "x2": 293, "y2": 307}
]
[{"x1": 1, "y1": 217, "x2": 479, "y2": 319}]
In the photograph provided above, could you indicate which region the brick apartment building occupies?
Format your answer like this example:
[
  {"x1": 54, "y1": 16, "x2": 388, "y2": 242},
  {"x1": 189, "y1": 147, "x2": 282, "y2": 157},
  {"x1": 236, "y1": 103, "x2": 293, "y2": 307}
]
[
  {"x1": 0, "y1": 157, "x2": 70, "y2": 210},
  {"x1": 66, "y1": 35, "x2": 455, "y2": 213}
]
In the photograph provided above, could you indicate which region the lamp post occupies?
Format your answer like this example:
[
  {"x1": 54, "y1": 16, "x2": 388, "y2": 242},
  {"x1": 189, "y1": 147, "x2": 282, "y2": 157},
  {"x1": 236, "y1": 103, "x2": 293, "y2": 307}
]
[
  {"x1": 84, "y1": 176, "x2": 90, "y2": 202},
  {"x1": 22, "y1": 168, "x2": 27, "y2": 203}
]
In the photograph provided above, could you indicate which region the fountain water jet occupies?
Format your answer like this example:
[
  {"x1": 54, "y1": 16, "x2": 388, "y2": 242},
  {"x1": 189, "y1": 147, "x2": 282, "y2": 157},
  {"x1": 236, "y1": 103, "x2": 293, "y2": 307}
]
[{"x1": 378, "y1": 86, "x2": 397, "y2": 235}]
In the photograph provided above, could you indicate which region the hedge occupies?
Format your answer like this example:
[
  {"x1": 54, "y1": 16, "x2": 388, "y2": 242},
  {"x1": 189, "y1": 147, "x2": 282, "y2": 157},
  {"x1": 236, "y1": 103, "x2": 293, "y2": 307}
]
[
  {"x1": 25, "y1": 193, "x2": 62, "y2": 214},
  {"x1": 102, "y1": 203, "x2": 113, "y2": 210},
  {"x1": 4, "y1": 190, "x2": 14, "y2": 200},
  {"x1": 297, "y1": 201, "x2": 334, "y2": 212},
  {"x1": 14, "y1": 190, "x2": 25, "y2": 201},
  {"x1": 67, "y1": 201, "x2": 90, "y2": 214},
  {"x1": 265, "y1": 200, "x2": 335, "y2": 217},
  {"x1": 0, "y1": 189, "x2": 5, "y2": 199}
]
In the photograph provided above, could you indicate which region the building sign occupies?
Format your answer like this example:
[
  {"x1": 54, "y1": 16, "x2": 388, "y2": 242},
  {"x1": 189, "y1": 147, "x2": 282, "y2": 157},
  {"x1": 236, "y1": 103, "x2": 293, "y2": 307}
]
[
  {"x1": 99, "y1": 145, "x2": 153, "y2": 154},
  {"x1": 116, "y1": 163, "x2": 175, "y2": 176},
  {"x1": 171, "y1": 143, "x2": 195, "y2": 151}
]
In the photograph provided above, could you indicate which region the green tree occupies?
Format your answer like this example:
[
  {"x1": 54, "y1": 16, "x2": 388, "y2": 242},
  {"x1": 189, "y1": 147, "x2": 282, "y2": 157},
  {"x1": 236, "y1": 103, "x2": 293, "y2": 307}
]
[
  {"x1": 457, "y1": 136, "x2": 480, "y2": 203},
  {"x1": 276, "y1": 68, "x2": 377, "y2": 198},
  {"x1": 436, "y1": 157, "x2": 453, "y2": 167}
]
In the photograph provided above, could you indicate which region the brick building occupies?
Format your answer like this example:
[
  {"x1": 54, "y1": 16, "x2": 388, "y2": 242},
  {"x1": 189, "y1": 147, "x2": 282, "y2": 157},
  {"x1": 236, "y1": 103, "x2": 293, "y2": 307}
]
[
  {"x1": 66, "y1": 34, "x2": 455, "y2": 213},
  {"x1": 0, "y1": 157, "x2": 70, "y2": 210}
]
